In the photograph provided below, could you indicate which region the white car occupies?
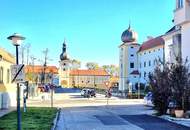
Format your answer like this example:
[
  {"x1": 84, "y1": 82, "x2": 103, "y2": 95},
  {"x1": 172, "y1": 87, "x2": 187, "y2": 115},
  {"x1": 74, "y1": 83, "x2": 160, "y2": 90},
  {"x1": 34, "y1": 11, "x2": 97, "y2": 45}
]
[
  {"x1": 144, "y1": 92, "x2": 154, "y2": 107},
  {"x1": 81, "y1": 88, "x2": 88, "y2": 96}
]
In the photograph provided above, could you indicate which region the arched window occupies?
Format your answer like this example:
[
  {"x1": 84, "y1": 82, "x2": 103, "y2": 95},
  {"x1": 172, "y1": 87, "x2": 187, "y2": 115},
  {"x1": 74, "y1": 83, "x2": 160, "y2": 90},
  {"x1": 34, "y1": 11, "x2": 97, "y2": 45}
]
[
  {"x1": 0, "y1": 67, "x2": 3, "y2": 83},
  {"x1": 7, "y1": 69, "x2": 10, "y2": 83}
]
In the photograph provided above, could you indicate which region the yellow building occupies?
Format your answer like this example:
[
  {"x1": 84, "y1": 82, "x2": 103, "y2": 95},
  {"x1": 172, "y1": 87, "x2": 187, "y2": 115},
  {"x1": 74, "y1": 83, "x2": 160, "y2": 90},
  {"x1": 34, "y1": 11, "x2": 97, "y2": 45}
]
[{"x1": 0, "y1": 47, "x2": 16, "y2": 109}]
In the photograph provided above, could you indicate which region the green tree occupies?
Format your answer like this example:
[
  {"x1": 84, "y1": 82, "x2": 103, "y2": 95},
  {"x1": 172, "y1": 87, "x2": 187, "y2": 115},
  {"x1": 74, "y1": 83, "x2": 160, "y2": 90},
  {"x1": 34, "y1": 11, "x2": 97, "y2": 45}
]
[
  {"x1": 72, "y1": 59, "x2": 81, "y2": 69},
  {"x1": 102, "y1": 65, "x2": 119, "y2": 76},
  {"x1": 86, "y1": 62, "x2": 99, "y2": 70}
]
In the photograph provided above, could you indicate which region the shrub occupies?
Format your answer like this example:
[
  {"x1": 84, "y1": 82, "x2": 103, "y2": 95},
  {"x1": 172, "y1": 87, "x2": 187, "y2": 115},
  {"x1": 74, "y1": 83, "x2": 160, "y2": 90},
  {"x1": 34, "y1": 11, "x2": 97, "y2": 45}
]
[
  {"x1": 149, "y1": 64, "x2": 171, "y2": 115},
  {"x1": 169, "y1": 59, "x2": 190, "y2": 111}
]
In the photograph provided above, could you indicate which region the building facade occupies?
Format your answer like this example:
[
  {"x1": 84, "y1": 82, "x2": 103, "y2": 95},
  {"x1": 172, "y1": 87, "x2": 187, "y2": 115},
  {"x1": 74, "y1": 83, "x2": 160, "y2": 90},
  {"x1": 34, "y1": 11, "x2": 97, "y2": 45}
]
[
  {"x1": 69, "y1": 69, "x2": 110, "y2": 89},
  {"x1": 118, "y1": 26, "x2": 165, "y2": 91},
  {"x1": 59, "y1": 40, "x2": 72, "y2": 87},
  {"x1": 0, "y1": 47, "x2": 16, "y2": 108},
  {"x1": 138, "y1": 36, "x2": 164, "y2": 84},
  {"x1": 119, "y1": 25, "x2": 140, "y2": 91},
  {"x1": 164, "y1": 0, "x2": 190, "y2": 63}
]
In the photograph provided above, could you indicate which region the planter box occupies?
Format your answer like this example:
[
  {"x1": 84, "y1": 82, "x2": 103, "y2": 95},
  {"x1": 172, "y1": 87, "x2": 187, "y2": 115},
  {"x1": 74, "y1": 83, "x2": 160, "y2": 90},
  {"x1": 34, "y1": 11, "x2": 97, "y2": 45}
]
[{"x1": 175, "y1": 110, "x2": 184, "y2": 118}]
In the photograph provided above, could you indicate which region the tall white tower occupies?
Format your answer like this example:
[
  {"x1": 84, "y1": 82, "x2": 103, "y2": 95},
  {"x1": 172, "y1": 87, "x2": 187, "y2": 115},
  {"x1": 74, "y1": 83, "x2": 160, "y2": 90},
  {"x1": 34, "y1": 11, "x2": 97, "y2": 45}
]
[{"x1": 119, "y1": 25, "x2": 140, "y2": 91}]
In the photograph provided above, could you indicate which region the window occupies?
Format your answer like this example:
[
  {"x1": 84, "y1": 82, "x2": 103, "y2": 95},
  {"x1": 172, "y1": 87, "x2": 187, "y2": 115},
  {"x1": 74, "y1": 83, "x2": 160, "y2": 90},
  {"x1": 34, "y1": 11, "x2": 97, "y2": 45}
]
[
  {"x1": 130, "y1": 54, "x2": 134, "y2": 57},
  {"x1": 149, "y1": 51, "x2": 151, "y2": 53},
  {"x1": 149, "y1": 60, "x2": 151, "y2": 66},
  {"x1": 63, "y1": 63, "x2": 66, "y2": 65},
  {"x1": 144, "y1": 52, "x2": 146, "y2": 55},
  {"x1": 144, "y1": 72, "x2": 146, "y2": 78},
  {"x1": 131, "y1": 46, "x2": 134, "y2": 49},
  {"x1": 0, "y1": 67, "x2": 3, "y2": 83},
  {"x1": 130, "y1": 62, "x2": 134, "y2": 68},
  {"x1": 7, "y1": 69, "x2": 10, "y2": 83},
  {"x1": 140, "y1": 63, "x2": 142, "y2": 68},
  {"x1": 144, "y1": 61, "x2": 146, "y2": 67},
  {"x1": 177, "y1": 0, "x2": 183, "y2": 9}
]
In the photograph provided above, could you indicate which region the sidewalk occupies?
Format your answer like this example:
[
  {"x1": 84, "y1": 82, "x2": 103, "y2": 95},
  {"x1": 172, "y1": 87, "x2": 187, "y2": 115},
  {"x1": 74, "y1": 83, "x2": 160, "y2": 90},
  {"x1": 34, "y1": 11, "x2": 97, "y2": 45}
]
[{"x1": 0, "y1": 107, "x2": 16, "y2": 118}]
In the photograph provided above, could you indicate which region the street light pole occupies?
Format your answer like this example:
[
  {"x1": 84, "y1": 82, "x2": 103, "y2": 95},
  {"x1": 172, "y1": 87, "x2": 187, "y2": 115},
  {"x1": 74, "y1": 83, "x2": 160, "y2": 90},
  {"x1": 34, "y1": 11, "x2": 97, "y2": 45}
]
[
  {"x1": 7, "y1": 33, "x2": 25, "y2": 130},
  {"x1": 16, "y1": 45, "x2": 21, "y2": 130}
]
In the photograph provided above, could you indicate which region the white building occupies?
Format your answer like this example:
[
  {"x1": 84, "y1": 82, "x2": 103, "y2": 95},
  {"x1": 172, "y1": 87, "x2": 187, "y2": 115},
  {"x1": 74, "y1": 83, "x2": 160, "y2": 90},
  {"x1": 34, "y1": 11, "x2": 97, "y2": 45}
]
[
  {"x1": 119, "y1": 27, "x2": 165, "y2": 91},
  {"x1": 163, "y1": 0, "x2": 190, "y2": 63},
  {"x1": 119, "y1": 25, "x2": 140, "y2": 91},
  {"x1": 138, "y1": 36, "x2": 164, "y2": 84},
  {"x1": 119, "y1": 0, "x2": 190, "y2": 91}
]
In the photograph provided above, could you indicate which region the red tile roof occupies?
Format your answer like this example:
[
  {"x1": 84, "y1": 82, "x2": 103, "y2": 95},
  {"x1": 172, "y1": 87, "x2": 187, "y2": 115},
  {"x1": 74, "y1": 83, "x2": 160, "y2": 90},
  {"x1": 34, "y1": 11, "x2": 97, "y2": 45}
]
[
  {"x1": 138, "y1": 36, "x2": 164, "y2": 52},
  {"x1": 70, "y1": 69, "x2": 110, "y2": 76},
  {"x1": 130, "y1": 70, "x2": 140, "y2": 75},
  {"x1": 25, "y1": 65, "x2": 58, "y2": 74}
]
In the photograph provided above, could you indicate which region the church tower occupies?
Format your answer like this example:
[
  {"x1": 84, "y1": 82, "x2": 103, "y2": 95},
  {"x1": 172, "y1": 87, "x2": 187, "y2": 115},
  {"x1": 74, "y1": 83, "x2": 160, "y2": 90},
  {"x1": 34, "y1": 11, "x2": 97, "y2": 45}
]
[
  {"x1": 59, "y1": 40, "x2": 71, "y2": 87},
  {"x1": 119, "y1": 25, "x2": 140, "y2": 91}
]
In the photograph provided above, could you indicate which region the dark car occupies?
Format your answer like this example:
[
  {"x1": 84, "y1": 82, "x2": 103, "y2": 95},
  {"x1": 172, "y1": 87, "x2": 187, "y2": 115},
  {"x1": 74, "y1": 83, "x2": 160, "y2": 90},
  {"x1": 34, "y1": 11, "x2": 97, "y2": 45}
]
[{"x1": 83, "y1": 89, "x2": 96, "y2": 98}]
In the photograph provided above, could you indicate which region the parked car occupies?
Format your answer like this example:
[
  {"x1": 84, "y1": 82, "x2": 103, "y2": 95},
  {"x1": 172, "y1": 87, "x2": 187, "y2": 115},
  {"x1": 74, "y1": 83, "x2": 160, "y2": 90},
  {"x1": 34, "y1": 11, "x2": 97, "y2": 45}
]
[
  {"x1": 81, "y1": 88, "x2": 88, "y2": 96},
  {"x1": 81, "y1": 88, "x2": 96, "y2": 98},
  {"x1": 144, "y1": 92, "x2": 153, "y2": 106}
]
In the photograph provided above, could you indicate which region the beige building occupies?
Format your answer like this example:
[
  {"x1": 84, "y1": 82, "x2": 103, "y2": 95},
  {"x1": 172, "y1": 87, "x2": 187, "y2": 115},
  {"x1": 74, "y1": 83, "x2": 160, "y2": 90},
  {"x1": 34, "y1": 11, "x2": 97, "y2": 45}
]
[
  {"x1": 0, "y1": 47, "x2": 16, "y2": 109},
  {"x1": 69, "y1": 69, "x2": 110, "y2": 89}
]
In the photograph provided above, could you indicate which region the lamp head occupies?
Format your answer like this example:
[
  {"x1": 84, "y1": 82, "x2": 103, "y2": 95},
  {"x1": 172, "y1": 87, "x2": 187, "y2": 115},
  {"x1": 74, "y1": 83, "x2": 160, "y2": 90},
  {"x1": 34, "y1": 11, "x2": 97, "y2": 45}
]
[{"x1": 7, "y1": 33, "x2": 25, "y2": 46}]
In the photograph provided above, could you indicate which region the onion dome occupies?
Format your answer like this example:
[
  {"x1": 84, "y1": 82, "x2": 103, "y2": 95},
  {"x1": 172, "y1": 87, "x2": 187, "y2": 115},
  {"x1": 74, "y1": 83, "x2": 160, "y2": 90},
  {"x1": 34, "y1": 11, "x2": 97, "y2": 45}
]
[
  {"x1": 60, "y1": 40, "x2": 69, "y2": 61},
  {"x1": 121, "y1": 25, "x2": 138, "y2": 43}
]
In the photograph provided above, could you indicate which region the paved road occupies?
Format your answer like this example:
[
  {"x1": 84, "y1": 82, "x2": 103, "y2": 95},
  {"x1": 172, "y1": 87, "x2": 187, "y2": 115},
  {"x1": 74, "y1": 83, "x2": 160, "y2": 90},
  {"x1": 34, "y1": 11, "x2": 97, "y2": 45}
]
[{"x1": 27, "y1": 88, "x2": 190, "y2": 130}]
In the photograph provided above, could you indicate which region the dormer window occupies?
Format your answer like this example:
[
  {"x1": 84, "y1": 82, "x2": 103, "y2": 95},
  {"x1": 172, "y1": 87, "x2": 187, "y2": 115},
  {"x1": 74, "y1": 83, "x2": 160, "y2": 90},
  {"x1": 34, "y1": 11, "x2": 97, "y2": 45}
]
[{"x1": 176, "y1": 0, "x2": 183, "y2": 9}]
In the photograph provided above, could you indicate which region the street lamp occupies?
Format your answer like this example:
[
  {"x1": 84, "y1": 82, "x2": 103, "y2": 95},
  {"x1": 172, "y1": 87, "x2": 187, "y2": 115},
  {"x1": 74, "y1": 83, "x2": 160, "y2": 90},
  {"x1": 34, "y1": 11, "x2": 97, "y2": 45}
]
[{"x1": 7, "y1": 33, "x2": 25, "y2": 130}]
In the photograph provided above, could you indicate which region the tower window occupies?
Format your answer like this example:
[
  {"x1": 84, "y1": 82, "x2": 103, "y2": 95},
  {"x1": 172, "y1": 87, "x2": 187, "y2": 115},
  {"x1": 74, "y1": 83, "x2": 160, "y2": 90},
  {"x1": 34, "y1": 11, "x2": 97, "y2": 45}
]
[
  {"x1": 130, "y1": 54, "x2": 134, "y2": 57},
  {"x1": 140, "y1": 63, "x2": 142, "y2": 68},
  {"x1": 149, "y1": 60, "x2": 151, "y2": 66},
  {"x1": 63, "y1": 63, "x2": 66, "y2": 65},
  {"x1": 144, "y1": 72, "x2": 146, "y2": 78},
  {"x1": 131, "y1": 46, "x2": 134, "y2": 49},
  {"x1": 144, "y1": 61, "x2": 146, "y2": 67},
  {"x1": 130, "y1": 63, "x2": 134, "y2": 68}
]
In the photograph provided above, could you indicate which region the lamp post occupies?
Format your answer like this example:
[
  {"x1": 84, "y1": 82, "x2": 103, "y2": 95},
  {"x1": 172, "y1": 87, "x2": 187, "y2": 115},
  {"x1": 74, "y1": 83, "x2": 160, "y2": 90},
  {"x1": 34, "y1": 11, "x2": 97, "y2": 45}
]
[{"x1": 7, "y1": 33, "x2": 25, "y2": 130}]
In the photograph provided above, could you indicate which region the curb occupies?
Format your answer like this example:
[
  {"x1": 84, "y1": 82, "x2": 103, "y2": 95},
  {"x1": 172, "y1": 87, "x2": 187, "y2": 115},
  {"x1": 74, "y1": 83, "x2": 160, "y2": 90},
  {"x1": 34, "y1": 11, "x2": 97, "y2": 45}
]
[{"x1": 51, "y1": 108, "x2": 61, "y2": 130}]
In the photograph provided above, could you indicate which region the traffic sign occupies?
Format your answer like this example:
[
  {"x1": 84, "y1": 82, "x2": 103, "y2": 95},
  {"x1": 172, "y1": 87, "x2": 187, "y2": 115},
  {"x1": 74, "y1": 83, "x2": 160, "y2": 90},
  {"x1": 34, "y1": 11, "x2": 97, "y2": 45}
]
[{"x1": 11, "y1": 64, "x2": 25, "y2": 83}]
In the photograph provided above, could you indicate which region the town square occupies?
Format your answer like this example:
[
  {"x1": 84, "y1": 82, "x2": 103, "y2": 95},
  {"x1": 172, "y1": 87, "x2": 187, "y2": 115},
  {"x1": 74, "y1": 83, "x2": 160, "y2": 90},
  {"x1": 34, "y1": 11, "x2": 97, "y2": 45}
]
[{"x1": 0, "y1": 0, "x2": 190, "y2": 130}]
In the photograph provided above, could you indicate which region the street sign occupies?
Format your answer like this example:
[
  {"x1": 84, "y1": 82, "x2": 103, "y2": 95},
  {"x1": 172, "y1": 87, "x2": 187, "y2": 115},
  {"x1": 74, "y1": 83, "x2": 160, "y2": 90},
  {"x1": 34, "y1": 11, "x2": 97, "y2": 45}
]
[{"x1": 11, "y1": 64, "x2": 25, "y2": 83}]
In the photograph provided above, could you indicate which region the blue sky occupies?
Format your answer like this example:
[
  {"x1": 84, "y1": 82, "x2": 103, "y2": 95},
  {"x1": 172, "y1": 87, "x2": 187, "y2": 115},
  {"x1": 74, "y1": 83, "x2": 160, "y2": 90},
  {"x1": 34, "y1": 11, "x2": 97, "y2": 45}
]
[{"x1": 0, "y1": 0, "x2": 175, "y2": 67}]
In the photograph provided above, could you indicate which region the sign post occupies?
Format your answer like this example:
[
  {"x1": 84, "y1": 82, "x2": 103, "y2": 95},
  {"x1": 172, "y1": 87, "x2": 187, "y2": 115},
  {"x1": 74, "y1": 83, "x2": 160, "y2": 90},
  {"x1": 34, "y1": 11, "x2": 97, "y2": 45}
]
[
  {"x1": 105, "y1": 81, "x2": 110, "y2": 106},
  {"x1": 11, "y1": 64, "x2": 25, "y2": 83}
]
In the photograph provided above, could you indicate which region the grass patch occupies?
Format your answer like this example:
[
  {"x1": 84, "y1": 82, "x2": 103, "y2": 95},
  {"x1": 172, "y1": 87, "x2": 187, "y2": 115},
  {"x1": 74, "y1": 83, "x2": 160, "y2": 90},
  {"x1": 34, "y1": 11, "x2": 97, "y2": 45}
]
[{"x1": 0, "y1": 107, "x2": 57, "y2": 130}]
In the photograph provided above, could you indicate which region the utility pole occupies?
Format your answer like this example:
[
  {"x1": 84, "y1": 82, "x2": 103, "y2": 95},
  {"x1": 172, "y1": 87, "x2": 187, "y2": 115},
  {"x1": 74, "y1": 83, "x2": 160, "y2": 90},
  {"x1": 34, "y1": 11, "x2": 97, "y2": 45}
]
[
  {"x1": 42, "y1": 48, "x2": 48, "y2": 84},
  {"x1": 26, "y1": 43, "x2": 31, "y2": 65},
  {"x1": 31, "y1": 56, "x2": 36, "y2": 97},
  {"x1": 21, "y1": 45, "x2": 25, "y2": 64}
]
